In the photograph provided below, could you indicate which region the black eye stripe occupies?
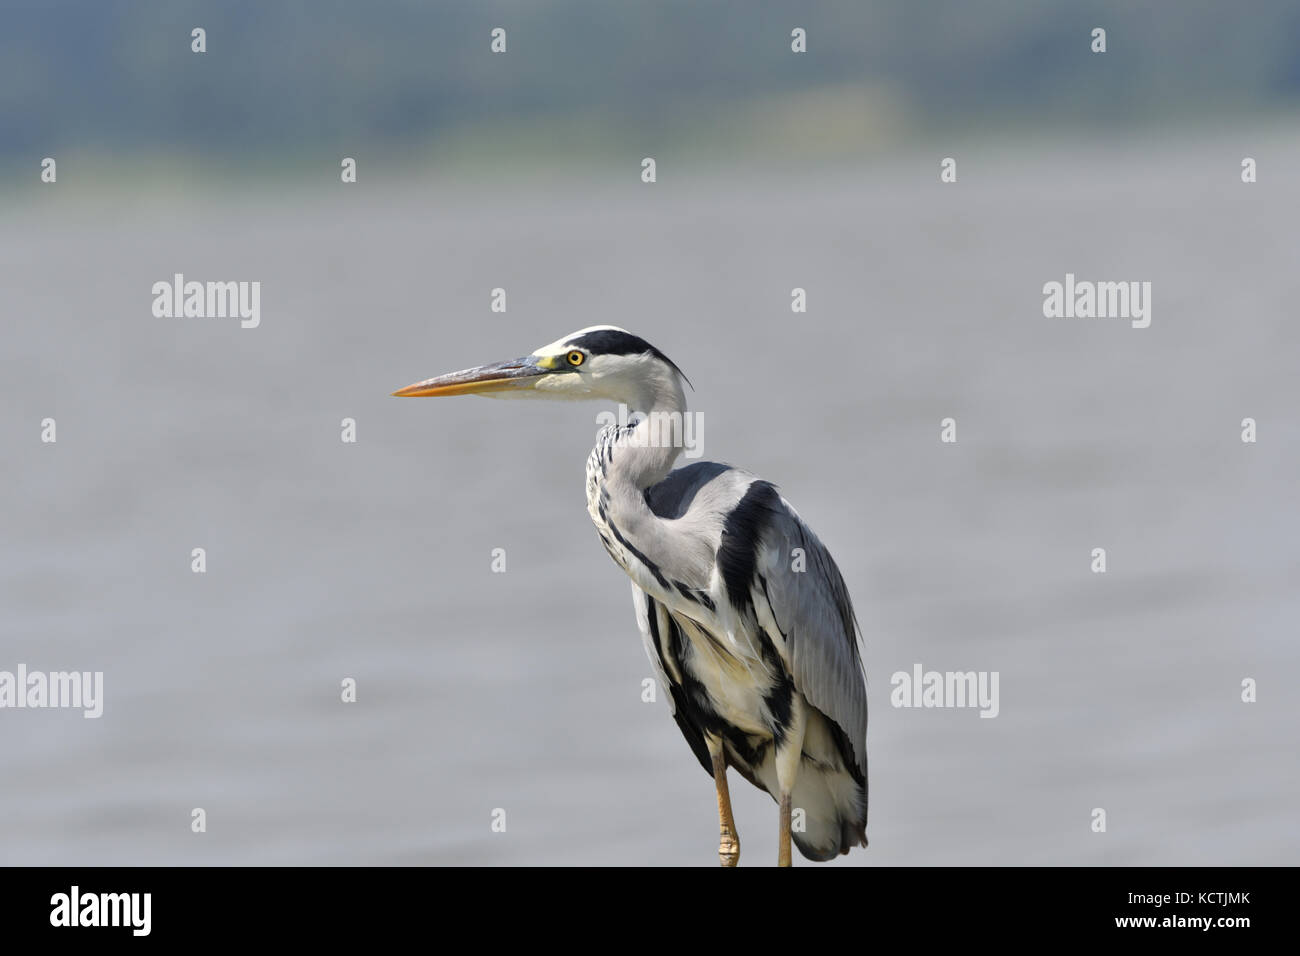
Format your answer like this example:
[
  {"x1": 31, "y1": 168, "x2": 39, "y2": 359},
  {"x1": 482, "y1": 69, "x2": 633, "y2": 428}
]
[
  {"x1": 566, "y1": 330, "x2": 657, "y2": 357},
  {"x1": 563, "y1": 330, "x2": 690, "y2": 386}
]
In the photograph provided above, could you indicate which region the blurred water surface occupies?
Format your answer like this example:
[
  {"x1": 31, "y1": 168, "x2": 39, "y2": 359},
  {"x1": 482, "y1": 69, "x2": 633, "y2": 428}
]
[{"x1": 2, "y1": 135, "x2": 1298, "y2": 865}]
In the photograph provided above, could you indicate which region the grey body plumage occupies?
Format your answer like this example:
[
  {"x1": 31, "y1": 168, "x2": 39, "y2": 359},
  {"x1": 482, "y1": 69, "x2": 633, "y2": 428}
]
[{"x1": 395, "y1": 325, "x2": 869, "y2": 865}]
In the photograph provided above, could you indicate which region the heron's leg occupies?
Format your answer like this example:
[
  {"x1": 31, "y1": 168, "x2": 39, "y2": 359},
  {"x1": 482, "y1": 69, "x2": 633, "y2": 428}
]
[
  {"x1": 706, "y1": 734, "x2": 740, "y2": 867},
  {"x1": 774, "y1": 693, "x2": 808, "y2": 868}
]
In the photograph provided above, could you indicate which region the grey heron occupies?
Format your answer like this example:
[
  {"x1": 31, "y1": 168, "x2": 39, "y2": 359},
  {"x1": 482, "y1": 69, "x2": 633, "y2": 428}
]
[{"x1": 393, "y1": 326, "x2": 868, "y2": 866}]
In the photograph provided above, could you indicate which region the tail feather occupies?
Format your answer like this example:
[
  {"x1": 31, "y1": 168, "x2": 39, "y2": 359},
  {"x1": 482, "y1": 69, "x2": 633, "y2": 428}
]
[{"x1": 790, "y1": 757, "x2": 868, "y2": 861}]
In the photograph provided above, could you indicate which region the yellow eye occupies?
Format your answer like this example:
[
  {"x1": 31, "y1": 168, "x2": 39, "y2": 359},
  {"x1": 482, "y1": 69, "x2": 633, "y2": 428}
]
[{"x1": 567, "y1": 350, "x2": 585, "y2": 367}]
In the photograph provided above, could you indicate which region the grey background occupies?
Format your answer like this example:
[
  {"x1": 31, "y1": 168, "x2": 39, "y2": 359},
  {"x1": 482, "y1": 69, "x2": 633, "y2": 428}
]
[{"x1": 1, "y1": 2, "x2": 1297, "y2": 865}]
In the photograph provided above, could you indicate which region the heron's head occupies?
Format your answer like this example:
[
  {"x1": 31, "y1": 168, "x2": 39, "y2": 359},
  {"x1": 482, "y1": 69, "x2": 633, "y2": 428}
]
[{"x1": 392, "y1": 325, "x2": 689, "y2": 411}]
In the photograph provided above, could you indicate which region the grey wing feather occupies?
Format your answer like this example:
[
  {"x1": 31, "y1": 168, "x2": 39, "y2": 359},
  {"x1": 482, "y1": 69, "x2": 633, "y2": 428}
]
[{"x1": 758, "y1": 498, "x2": 869, "y2": 774}]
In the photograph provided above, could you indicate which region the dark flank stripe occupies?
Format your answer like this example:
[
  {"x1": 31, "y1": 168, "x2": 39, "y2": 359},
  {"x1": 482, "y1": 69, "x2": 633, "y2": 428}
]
[
  {"x1": 607, "y1": 520, "x2": 671, "y2": 590},
  {"x1": 755, "y1": 626, "x2": 794, "y2": 744},
  {"x1": 649, "y1": 602, "x2": 712, "y2": 775}
]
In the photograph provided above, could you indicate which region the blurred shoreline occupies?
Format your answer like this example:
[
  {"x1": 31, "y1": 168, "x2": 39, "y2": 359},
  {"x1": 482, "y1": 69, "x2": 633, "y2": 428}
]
[{"x1": 5, "y1": 105, "x2": 1300, "y2": 202}]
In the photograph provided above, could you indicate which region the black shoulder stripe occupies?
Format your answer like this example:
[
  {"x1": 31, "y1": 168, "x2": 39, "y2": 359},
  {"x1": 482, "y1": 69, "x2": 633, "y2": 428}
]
[{"x1": 717, "y1": 480, "x2": 781, "y2": 615}]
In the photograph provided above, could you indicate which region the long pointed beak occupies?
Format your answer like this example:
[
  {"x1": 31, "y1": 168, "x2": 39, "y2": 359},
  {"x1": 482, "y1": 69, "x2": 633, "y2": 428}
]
[{"x1": 392, "y1": 357, "x2": 548, "y2": 397}]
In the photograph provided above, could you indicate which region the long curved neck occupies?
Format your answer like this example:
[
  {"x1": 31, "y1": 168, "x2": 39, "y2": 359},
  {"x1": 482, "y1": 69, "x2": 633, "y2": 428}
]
[
  {"x1": 607, "y1": 372, "x2": 688, "y2": 490},
  {"x1": 586, "y1": 371, "x2": 715, "y2": 594}
]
